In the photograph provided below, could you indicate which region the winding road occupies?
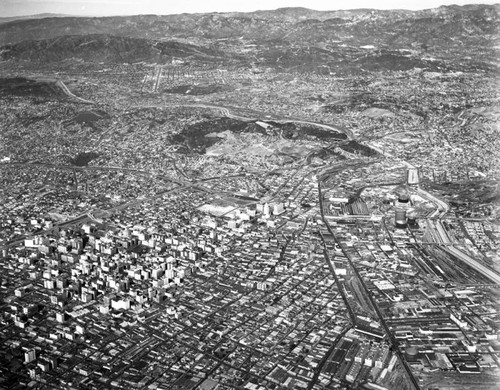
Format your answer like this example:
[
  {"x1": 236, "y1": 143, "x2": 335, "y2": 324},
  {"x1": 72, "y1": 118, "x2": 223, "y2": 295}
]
[{"x1": 54, "y1": 80, "x2": 94, "y2": 104}]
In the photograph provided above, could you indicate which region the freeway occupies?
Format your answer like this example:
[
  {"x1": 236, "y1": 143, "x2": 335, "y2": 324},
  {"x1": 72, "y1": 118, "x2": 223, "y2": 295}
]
[
  {"x1": 29, "y1": 77, "x2": 94, "y2": 104},
  {"x1": 416, "y1": 187, "x2": 450, "y2": 218},
  {"x1": 54, "y1": 80, "x2": 94, "y2": 104},
  {"x1": 444, "y1": 245, "x2": 500, "y2": 284}
]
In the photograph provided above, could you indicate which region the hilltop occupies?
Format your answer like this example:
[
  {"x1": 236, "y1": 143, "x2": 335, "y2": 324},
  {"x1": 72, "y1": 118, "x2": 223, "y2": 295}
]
[{"x1": 0, "y1": 34, "x2": 226, "y2": 64}]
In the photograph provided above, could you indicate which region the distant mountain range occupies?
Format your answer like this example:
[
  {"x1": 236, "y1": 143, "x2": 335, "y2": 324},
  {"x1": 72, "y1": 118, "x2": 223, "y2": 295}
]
[
  {"x1": 0, "y1": 5, "x2": 497, "y2": 73},
  {"x1": 0, "y1": 13, "x2": 69, "y2": 24}
]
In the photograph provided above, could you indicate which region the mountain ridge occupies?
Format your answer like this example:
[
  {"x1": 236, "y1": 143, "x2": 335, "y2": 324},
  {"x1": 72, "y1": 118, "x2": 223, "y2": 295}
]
[
  {"x1": 0, "y1": 4, "x2": 497, "y2": 45},
  {"x1": 0, "y1": 5, "x2": 497, "y2": 74},
  {"x1": 0, "y1": 13, "x2": 70, "y2": 24}
]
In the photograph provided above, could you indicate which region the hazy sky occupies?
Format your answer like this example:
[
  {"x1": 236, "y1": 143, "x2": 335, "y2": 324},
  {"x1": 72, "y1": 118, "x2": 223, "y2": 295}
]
[{"x1": 1, "y1": 0, "x2": 497, "y2": 17}]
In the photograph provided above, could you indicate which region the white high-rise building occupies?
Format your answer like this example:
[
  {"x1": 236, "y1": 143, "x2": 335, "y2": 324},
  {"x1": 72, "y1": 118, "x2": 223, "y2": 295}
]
[
  {"x1": 25, "y1": 349, "x2": 36, "y2": 363},
  {"x1": 406, "y1": 167, "x2": 419, "y2": 185}
]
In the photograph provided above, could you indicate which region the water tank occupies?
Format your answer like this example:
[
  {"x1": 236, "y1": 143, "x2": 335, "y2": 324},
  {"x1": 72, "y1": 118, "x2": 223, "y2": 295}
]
[
  {"x1": 405, "y1": 346, "x2": 419, "y2": 362},
  {"x1": 407, "y1": 210, "x2": 417, "y2": 226},
  {"x1": 398, "y1": 193, "x2": 410, "y2": 203}
]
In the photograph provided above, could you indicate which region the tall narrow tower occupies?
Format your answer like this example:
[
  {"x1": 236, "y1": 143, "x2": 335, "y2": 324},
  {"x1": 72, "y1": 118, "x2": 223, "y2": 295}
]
[{"x1": 395, "y1": 208, "x2": 407, "y2": 229}]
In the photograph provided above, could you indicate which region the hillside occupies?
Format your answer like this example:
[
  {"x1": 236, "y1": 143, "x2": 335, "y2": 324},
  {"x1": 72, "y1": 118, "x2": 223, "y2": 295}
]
[
  {"x1": 0, "y1": 5, "x2": 497, "y2": 48},
  {"x1": 0, "y1": 34, "x2": 226, "y2": 64},
  {"x1": 0, "y1": 5, "x2": 497, "y2": 73}
]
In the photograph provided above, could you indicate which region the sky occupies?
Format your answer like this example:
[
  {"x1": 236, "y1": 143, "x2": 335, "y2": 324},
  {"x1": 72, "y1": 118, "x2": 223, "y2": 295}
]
[{"x1": 0, "y1": 0, "x2": 497, "y2": 17}]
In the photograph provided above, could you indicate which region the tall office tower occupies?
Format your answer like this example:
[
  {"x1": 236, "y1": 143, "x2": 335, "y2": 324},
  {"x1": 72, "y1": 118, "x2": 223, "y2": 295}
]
[{"x1": 25, "y1": 349, "x2": 36, "y2": 363}]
